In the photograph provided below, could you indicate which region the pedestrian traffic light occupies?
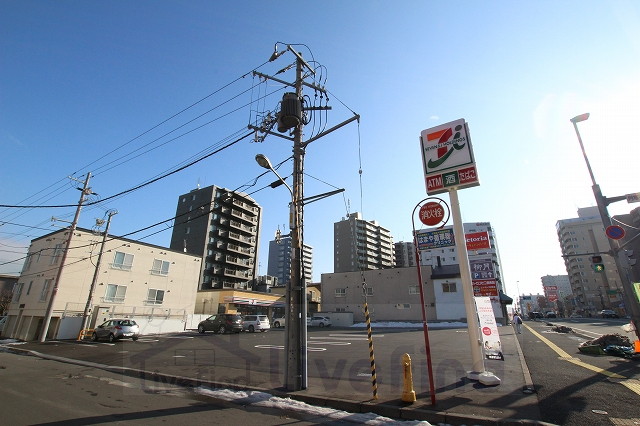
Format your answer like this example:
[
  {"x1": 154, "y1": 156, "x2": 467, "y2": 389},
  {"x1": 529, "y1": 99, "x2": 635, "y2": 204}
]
[{"x1": 591, "y1": 255, "x2": 605, "y2": 272}]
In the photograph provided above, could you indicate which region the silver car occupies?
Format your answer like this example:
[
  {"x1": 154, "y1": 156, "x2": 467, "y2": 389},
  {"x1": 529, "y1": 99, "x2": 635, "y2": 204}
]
[{"x1": 92, "y1": 319, "x2": 140, "y2": 342}]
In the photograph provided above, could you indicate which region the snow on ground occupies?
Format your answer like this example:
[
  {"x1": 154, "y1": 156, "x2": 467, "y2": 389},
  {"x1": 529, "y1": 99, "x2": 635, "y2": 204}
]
[{"x1": 195, "y1": 387, "x2": 433, "y2": 425}]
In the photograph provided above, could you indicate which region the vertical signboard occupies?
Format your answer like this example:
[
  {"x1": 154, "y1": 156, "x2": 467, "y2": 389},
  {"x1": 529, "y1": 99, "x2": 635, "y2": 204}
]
[
  {"x1": 420, "y1": 119, "x2": 480, "y2": 195},
  {"x1": 475, "y1": 296, "x2": 503, "y2": 360}
]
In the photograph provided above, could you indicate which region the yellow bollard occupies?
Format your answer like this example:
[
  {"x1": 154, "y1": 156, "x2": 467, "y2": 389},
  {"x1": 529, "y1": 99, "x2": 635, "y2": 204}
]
[{"x1": 401, "y1": 353, "x2": 416, "y2": 403}]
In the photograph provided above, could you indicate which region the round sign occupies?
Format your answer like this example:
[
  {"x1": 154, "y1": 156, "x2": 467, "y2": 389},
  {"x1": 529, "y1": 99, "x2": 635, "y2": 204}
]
[
  {"x1": 482, "y1": 327, "x2": 492, "y2": 336},
  {"x1": 419, "y1": 202, "x2": 445, "y2": 226},
  {"x1": 605, "y1": 225, "x2": 625, "y2": 240}
]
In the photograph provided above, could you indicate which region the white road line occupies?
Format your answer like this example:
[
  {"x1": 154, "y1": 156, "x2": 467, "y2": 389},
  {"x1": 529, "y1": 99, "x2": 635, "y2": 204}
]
[{"x1": 308, "y1": 341, "x2": 351, "y2": 346}]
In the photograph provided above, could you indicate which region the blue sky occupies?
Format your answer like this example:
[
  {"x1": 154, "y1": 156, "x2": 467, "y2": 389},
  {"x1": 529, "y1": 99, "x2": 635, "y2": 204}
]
[{"x1": 2, "y1": 1, "x2": 640, "y2": 298}]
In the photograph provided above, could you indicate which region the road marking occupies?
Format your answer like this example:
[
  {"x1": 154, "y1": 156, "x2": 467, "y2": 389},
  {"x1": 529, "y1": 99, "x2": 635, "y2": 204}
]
[
  {"x1": 310, "y1": 336, "x2": 366, "y2": 341},
  {"x1": 165, "y1": 336, "x2": 194, "y2": 339},
  {"x1": 524, "y1": 323, "x2": 638, "y2": 395},
  {"x1": 327, "y1": 333, "x2": 385, "y2": 338},
  {"x1": 254, "y1": 344, "x2": 326, "y2": 352},
  {"x1": 308, "y1": 341, "x2": 351, "y2": 346}
]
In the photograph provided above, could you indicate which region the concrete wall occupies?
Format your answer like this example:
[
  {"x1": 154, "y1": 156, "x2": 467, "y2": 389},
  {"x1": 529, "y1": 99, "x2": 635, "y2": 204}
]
[{"x1": 320, "y1": 266, "x2": 436, "y2": 323}]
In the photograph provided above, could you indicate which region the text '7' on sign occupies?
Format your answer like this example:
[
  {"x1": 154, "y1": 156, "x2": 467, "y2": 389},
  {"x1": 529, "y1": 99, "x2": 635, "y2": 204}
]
[{"x1": 419, "y1": 202, "x2": 445, "y2": 226}]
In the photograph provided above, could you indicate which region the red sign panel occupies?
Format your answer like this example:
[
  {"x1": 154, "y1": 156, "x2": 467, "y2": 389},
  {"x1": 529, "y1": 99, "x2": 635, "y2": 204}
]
[
  {"x1": 466, "y1": 231, "x2": 491, "y2": 251},
  {"x1": 419, "y1": 202, "x2": 445, "y2": 226},
  {"x1": 472, "y1": 279, "x2": 499, "y2": 297}
]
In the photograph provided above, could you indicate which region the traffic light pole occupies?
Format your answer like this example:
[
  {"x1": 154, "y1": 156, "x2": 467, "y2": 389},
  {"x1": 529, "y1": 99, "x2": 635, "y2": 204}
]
[{"x1": 571, "y1": 116, "x2": 640, "y2": 341}]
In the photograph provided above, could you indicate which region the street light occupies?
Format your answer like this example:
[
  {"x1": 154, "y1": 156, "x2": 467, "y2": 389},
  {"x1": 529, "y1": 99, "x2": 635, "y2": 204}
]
[
  {"x1": 570, "y1": 114, "x2": 640, "y2": 341},
  {"x1": 255, "y1": 153, "x2": 307, "y2": 391}
]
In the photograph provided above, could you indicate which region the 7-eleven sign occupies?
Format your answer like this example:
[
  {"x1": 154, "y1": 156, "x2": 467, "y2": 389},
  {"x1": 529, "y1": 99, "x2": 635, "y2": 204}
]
[{"x1": 420, "y1": 119, "x2": 479, "y2": 195}]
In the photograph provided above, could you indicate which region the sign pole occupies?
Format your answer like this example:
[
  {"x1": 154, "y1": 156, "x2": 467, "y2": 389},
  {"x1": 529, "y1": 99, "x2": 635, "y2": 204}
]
[{"x1": 449, "y1": 189, "x2": 500, "y2": 385}]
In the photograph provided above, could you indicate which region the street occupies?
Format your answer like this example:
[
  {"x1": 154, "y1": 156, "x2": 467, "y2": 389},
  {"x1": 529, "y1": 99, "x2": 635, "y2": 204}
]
[
  {"x1": 519, "y1": 318, "x2": 640, "y2": 425},
  {"x1": 1, "y1": 322, "x2": 638, "y2": 425},
  {"x1": 0, "y1": 351, "x2": 333, "y2": 426}
]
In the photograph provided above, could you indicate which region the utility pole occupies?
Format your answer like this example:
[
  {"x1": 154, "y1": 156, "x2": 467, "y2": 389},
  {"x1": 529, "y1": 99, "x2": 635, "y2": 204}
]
[
  {"x1": 79, "y1": 209, "x2": 117, "y2": 339},
  {"x1": 251, "y1": 44, "x2": 359, "y2": 391},
  {"x1": 39, "y1": 173, "x2": 92, "y2": 343}
]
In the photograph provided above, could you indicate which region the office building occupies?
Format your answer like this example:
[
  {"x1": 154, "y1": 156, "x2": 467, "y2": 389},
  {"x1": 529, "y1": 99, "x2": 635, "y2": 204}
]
[
  {"x1": 333, "y1": 212, "x2": 394, "y2": 273},
  {"x1": 169, "y1": 185, "x2": 261, "y2": 291},
  {"x1": 267, "y1": 235, "x2": 313, "y2": 286}
]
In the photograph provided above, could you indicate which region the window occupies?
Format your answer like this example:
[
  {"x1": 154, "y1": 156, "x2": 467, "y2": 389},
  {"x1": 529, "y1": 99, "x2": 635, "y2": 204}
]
[
  {"x1": 111, "y1": 251, "x2": 134, "y2": 271},
  {"x1": 442, "y1": 282, "x2": 457, "y2": 293},
  {"x1": 185, "y1": 226, "x2": 190, "y2": 234},
  {"x1": 146, "y1": 289, "x2": 165, "y2": 305},
  {"x1": 365, "y1": 287, "x2": 374, "y2": 296},
  {"x1": 26, "y1": 281, "x2": 33, "y2": 295},
  {"x1": 409, "y1": 285, "x2": 419, "y2": 295},
  {"x1": 22, "y1": 253, "x2": 33, "y2": 272},
  {"x1": 396, "y1": 303, "x2": 411, "y2": 309},
  {"x1": 335, "y1": 288, "x2": 346, "y2": 297},
  {"x1": 51, "y1": 243, "x2": 63, "y2": 265},
  {"x1": 104, "y1": 284, "x2": 127, "y2": 303},
  {"x1": 12, "y1": 282, "x2": 24, "y2": 303},
  {"x1": 151, "y1": 259, "x2": 170, "y2": 276},
  {"x1": 40, "y1": 279, "x2": 52, "y2": 302}
]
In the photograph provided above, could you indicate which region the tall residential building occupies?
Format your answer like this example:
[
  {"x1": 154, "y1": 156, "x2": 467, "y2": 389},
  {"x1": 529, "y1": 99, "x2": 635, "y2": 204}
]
[
  {"x1": 169, "y1": 185, "x2": 261, "y2": 291},
  {"x1": 556, "y1": 207, "x2": 623, "y2": 315},
  {"x1": 267, "y1": 235, "x2": 313, "y2": 286},
  {"x1": 394, "y1": 241, "x2": 417, "y2": 268},
  {"x1": 333, "y1": 212, "x2": 395, "y2": 273}
]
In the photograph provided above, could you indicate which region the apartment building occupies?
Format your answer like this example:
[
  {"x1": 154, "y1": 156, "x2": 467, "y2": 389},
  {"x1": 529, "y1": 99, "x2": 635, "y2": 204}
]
[
  {"x1": 333, "y1": 212, "x2": 394, "y2": 273},
  {"x1": 5, "y1": 227, "x2": 200, "y2": 341},
  {"x1": 556, "y1": 207, "x2": 624, "y2": 316},
  {"x1": 267, "y1": 235, "x2": 313, "y2": 286},
  {"x1": 394, "y1": 241, "x2": 417, "y2": 268},
  {"x1": 169, "y1": 185, "x2": 261, "y2": 291}
]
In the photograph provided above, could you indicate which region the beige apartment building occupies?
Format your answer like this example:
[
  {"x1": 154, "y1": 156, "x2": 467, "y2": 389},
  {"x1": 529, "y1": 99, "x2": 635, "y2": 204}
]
[
  {"x1": 334, "y1": 212, "x2": 395, "y2": 273},
  {"x1": 557, "y1": 207, "x2": 624, "y2": 316},
  {"x1": 5, "y1": 227, "x2": 201, "y2": 341}
]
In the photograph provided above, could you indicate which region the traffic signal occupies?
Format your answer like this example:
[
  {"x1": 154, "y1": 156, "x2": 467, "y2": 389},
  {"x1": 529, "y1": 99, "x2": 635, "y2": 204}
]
[{"x1": 591, "y1": 255, "x2": 605, "y2": 272}]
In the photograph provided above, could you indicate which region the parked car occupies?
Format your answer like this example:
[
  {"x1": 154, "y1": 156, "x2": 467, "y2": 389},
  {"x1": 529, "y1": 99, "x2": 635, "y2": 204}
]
[
  {"x1": 545, "y1": 312, "x2": 557, "y2": 318},
  {"x1": 528, "y1": 312, "x2": 543, "y2": 320},
  {"x1": 307, "y1": 316, "x2": 332, "y2": 327},
  {"x1": 92, "y1": 319, "x2": 139, "y2": 342},
  {"x1": 600, "y1": 309, "x2": 619, "y2": 318},
  {"x1": 243, "y1": 314, "x2": 270, "y2": 332},
  {"x1": 197, "y1": 314, "x2": 243, "y2": 334},
  {"x1": 272, "y1": 316, "x2": 286, "y2": 328}
]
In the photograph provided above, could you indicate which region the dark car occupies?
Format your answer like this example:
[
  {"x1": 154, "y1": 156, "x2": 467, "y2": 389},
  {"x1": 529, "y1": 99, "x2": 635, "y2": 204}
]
[
  {"x1": 545, "y1": 312, "x2": 557, "y2": 318},
  {"x1": 529, "y1": 312, "x2": 543, "y2": 320},
  {"x1": 92, "y1": 319, "x2": 139, "y2": 342},
  {"x1": 600, "y1": 309, "x2": 619, "y2": 318},
  {"x1": 197, "y1": 314, "x2": 243, "y2": 334}
]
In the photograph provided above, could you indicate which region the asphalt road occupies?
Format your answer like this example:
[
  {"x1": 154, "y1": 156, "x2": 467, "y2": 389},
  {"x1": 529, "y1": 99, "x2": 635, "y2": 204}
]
[
  {"x1": 519, "y1": 318, "x2": 640, "y2": 426},
  {"x1": 0, "y1": 351, "x2": 340, "y2": 426}
]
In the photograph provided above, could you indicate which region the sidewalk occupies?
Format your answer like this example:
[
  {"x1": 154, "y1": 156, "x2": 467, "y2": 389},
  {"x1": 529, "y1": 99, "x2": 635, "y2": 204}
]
[{"x1": 1, "y1": 326, "x2": 554, "y2": 426}]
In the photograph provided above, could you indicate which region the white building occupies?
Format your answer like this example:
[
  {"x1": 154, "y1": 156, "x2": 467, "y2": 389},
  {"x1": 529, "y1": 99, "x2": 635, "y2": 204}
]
[{"x1": 5, "y1": 227, "x2": 201, "y2": 341}]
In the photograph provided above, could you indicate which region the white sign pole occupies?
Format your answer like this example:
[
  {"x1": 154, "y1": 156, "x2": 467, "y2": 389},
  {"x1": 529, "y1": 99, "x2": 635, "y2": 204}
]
[{"x1": 449, "y1": 189, "x2": 501, "y2": 385}]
